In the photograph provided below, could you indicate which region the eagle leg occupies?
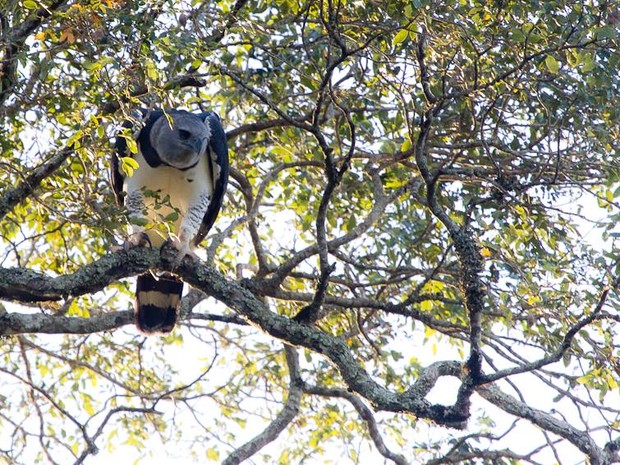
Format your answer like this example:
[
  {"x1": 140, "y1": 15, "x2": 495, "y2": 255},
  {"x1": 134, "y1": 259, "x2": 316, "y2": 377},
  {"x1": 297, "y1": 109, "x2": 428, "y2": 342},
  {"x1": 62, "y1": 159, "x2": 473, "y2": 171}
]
[{"x1": 163, "y1": 236, "x2": 199, "y2": 267}]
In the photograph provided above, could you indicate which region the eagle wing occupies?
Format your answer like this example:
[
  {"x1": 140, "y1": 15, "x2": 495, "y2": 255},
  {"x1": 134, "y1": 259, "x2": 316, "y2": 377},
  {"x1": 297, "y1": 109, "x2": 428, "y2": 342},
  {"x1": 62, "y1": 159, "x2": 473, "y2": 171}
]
[
  {"x1": 111, "y1": 118, "x2": 135, "y2": 206},
  {"x1": 194, "y1": 111, "x2": 229, "y2": 246}
]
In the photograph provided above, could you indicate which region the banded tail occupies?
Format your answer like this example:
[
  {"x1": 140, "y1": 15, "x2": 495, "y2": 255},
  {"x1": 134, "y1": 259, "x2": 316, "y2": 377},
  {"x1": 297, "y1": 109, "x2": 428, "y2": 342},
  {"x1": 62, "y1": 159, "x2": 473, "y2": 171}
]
[{"x1": 135, "y1": 273, "x2": 183, "y2": 333}]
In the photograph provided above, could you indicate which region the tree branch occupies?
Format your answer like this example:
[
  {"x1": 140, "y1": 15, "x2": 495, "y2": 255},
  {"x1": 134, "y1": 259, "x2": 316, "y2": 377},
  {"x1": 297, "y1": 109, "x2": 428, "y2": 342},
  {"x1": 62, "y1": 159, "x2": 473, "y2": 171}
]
[
  {"x1": 303, "y1": 383, "x2": 410, "y2": 465},
  {"x1": 0, "y1": 0, "x2": 71, "y2": 107},
  {"x1": 476, "y1": 384, "x2": 611, "y2": 465},
  {"x1": 413, "y1": 38, "x2": 485, "y2": 389},
  {"x1": 0, "y1": 146, "x2": 73, "y2": 222},
  {"x1": 222, "y1": 345, "x2": 302, "y2": 465},
  {"x1": 0, "y1": 247, "x2": 469, "y2": 425},
  {"x1": 0, "y1": 309, "x2": 133, "y2": 335}
]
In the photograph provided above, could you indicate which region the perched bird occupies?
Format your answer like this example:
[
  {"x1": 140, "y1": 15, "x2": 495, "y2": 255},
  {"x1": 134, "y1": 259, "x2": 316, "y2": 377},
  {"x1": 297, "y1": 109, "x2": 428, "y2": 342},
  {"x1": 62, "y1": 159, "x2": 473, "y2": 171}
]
[{"x1": 111, "y1": 109, "x2": 229, "y2": 334}]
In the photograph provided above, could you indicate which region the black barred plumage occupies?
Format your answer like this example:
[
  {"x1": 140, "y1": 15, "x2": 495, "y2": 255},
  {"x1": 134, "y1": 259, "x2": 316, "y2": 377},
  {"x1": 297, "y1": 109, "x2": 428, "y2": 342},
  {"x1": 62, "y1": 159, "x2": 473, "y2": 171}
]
[
  {"x1": 135, "y1": 273, "x2": 183, "y2": 333},
  {"x1": 111, "y1": 109, "x2": 229, "y2": 334}
]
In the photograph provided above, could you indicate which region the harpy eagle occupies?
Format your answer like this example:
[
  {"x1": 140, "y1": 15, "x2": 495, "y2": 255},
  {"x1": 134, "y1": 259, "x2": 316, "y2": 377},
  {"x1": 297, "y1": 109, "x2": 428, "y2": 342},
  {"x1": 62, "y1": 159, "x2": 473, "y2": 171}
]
[{"x1": 111, "y1": 109, "x2": 229, "y2": 334}]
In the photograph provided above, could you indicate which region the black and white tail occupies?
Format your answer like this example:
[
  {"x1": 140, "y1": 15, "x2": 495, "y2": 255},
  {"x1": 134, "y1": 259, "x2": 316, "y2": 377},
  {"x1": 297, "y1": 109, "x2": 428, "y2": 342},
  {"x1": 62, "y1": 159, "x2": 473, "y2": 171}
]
[{"x1": 135, "y1": 273, "x2": 183, "y2": 334}]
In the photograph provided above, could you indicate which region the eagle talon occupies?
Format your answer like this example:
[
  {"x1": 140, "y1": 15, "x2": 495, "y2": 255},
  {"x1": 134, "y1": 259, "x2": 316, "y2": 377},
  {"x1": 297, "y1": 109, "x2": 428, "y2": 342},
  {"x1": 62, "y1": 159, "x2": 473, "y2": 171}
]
[
  {"x1": 162, "y1": 238, "x2": 199, "y2": 267},
  {"x1": 128, "y1": 232, "x2": 153, "y2": 248},
  {"x1": 111, "y1": 232, "x2": 152, "y2": 252}
]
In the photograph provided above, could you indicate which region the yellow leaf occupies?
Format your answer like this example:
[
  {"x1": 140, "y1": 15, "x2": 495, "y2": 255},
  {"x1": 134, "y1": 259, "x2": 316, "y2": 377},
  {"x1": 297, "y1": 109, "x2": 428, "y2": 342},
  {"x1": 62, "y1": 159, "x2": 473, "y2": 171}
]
[
  {"x1": 67, "y1": 300, "x2": 90, "y2": 317},
  {"x1": 125, "y1": 137, "x2": 138, "y2": 154},
  {"x1": 83, "y1": 396, "x2": 95, "y2": 416},
  {"x1": 576, "y1": 376, "x2": 589, "y2": 385},
  {"x1": 480, "y1": 247, "x2": 492, "y2": 258},
  {"x1": 393, "y1": 29, "x2": 408, "y2": 46},
  {"x1": 420, "y1": 300, "x2": 434, "y2": 311},
  {"x1": 206, "y1": 448, "x2": 219, "y2": 461},
  {"x1": 121, "y1": 157, "x2": 139, "y2": 177},
  {"x1": 35, "y1": 31, "x2": 46, "y2": 40}
]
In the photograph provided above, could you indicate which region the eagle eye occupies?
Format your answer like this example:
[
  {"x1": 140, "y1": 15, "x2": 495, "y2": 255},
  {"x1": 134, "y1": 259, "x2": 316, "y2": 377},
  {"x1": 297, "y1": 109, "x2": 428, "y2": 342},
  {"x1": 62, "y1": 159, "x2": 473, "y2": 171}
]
[{"x1": 178, "y1": 129, "x2": 191, "y2": 140}]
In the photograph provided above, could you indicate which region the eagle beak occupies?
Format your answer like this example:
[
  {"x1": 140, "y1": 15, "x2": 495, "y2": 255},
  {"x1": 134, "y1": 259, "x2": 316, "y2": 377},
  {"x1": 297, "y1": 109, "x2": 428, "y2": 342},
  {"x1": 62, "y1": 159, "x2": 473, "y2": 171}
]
[{"x1": 184, "y1": 138, "x2": 205, "y2": 154}]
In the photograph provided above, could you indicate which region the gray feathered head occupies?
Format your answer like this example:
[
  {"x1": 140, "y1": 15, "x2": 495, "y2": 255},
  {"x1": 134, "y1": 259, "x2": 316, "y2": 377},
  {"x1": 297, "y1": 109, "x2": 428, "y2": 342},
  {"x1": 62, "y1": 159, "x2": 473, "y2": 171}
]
[{"x1": 150, "y1": 112, "x2": 211, "y2": 170}]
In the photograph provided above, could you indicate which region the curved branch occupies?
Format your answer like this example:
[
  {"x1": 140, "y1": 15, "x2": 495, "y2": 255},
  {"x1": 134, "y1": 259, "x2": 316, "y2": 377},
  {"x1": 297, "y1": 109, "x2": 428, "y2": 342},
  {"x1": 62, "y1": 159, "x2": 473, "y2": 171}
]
[
  {"x1": 0, "y1": 147, "x2": 73, "y2": 222},
  {"x1": 303, "y1": 383, "x2": 410, "y2": 465},
  {"x1": 0, "y1": 0, "x2": 70, "y2": 107},
  {"x1": 0, "y1": 309, "x2": 133, "y2": 335},
  {"x1": 476, "y1": 384, "x2": 610, "y2": 464},
  {"x1": 222, "y1": 345, "x2": 302, "y2": 465},
  {"x1": 0, "y1": 247, "x2": 469, "y2": 425}
]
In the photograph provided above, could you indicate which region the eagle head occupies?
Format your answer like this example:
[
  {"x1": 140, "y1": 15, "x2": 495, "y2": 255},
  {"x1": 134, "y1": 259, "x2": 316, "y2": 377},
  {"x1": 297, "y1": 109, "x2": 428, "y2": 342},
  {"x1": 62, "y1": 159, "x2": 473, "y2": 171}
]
[{"x1": 150, "y1": 112, "x2": 210, "y2": 170}]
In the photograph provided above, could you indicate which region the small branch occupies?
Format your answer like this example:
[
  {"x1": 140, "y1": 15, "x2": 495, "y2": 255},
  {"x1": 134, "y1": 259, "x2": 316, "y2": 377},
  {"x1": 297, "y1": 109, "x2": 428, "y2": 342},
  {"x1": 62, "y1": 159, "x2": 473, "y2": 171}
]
[
  {"x1": 0, "y1": 0, "x2": 70, "y2": 107},
  {"x1": 215, "y1": 63, "x2": 313, "y2": 130},
  {"x1": 292, "y1": 263, "x2": 336, "y2": 324},
  {"x1": 226, "y1": 117, "x2": 302, "y2": 141},
  {"x1": 262, "y1": 170, "x2": 392, "y2": 291},
  {"x1": 304, "y1": 383, "x2": 410, "y2": 465},
  {"x1": 222, "y1": 345, "x2": 302, "y2": 465},
  {"x1": 100, "y1": 74, "x2": 207, "y2": 115},
  {"x1": 416, "y1": 26, "x2": 437, "y2": 104},
  {"x1": 73, "y1": 406, "x2": 158, "y2": 465},
  {"x1": 0, "y1": 147, "x2": 73, "y2": 222},
  {"x1": 476, "y1": 384, "x2": 609, "y2": 464},
  {"x1": 482, "y1": 272, "x2": 619, "y2": 383}
]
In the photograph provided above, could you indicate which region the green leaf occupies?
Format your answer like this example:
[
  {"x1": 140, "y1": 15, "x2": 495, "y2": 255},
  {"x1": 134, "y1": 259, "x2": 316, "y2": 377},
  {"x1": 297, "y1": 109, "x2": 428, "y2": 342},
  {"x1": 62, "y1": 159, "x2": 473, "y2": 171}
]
[
  {"x1": 420, "y1": 300, "x2": 434, "y2": 311},
  {"x1": 164, "y1": 211, "x2": 179, "y2": 222},
  {"x1": 23, "y1": 0, "x2": 37, "y2": 9},
  {"x1": 581, "y1": 55, "x2": 595, "y2": 73},
  {"x1": 125, "y1": 137, "x2": 138, "y2": 154},
  {"x1": 271, "y1": 145, "x2": 294, "y2": 163},
  {"x1": 545, "y1": 55, "x2": 559, "y2": 74},
  {"x1": 83, "y1": 395, "x2": 95, "y2": 416}
]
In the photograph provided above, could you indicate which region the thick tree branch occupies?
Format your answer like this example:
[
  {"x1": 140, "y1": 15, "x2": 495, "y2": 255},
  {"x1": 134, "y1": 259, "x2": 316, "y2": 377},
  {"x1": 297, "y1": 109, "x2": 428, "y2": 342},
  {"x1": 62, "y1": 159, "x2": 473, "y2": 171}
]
[
  {"x1": 414, "y1": 36, "x2": 485, "y2": 388},
  {"x1": 0, "y1": 247, "x2": 156, "y2": 302},
  {"x1": 0, "y1": 247, "x2": 469, "y2": 425},
  {"x1": 0, "y1": 309, "x2": 133, "y2": 335}
]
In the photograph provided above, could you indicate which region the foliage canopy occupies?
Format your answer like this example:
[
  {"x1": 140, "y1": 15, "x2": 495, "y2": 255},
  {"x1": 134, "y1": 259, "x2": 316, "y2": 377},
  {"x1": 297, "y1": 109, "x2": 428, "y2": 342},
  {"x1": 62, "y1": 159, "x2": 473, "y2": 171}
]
[{"x1": 2, "y1": 0, "x2": 620, "y2": 463}]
